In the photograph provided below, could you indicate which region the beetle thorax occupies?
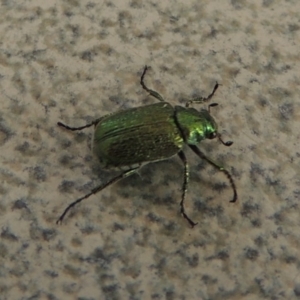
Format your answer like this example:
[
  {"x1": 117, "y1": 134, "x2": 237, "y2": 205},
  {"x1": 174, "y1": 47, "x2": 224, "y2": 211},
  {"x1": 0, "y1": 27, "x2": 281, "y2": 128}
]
[{"x1": 175, "y1": 106, "x2": 218, "y2": 145}]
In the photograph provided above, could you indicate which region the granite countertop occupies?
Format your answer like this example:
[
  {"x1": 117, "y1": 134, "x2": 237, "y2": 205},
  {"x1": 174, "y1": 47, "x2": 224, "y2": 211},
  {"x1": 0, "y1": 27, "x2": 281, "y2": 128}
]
[{"x1": 0, "y1": 1, "x2": 299, "y2": 299}]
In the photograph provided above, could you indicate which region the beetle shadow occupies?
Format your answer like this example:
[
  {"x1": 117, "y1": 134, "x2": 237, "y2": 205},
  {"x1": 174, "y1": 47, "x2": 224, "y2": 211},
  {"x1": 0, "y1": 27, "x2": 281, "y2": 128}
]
[{"x1": 112, "y1": 158, "x2": 183, "y2": 207}]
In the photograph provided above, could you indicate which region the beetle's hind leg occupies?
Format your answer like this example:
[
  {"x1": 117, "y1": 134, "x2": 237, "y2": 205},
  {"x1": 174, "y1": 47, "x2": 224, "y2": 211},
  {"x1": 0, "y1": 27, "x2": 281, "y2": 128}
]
[
  {"x1": 178, "y1": 150, "x2": 198, "y2": 228},
  {"x1": 56, "y1": 167, "x2": 139, "y2": 224},
  {"x1": 57, "y1": 120, "x2": 97, "y2": 131},
  {"x1": 140, "y1": 65, "x2": 166, "y2": 102}
]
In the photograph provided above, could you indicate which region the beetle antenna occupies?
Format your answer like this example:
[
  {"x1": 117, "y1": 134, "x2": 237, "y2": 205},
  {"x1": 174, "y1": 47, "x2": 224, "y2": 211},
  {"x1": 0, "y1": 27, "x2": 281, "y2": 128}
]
[{"x1": 217, "y1": 133, "x2": 233, "y2": 147}]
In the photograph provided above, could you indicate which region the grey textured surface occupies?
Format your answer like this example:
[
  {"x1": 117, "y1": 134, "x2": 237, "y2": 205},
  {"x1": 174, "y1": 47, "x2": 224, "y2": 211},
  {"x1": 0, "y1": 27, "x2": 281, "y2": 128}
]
[{"x1": 0, "y1": 1, "x2": 299, "y2": 299}]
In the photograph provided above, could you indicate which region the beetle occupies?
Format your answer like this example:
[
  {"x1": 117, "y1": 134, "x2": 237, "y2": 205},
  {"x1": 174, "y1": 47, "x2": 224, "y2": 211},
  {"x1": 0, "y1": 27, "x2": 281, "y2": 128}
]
[{"x1": 56, "y1": 66, "x2": 237, "y2": 227}]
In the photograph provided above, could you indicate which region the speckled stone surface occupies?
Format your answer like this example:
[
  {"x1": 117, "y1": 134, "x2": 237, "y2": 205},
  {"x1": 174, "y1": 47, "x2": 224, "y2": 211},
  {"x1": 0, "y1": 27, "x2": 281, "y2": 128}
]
[{"x1": 0, "y1": 1, "x2": 300, "y2": 299}]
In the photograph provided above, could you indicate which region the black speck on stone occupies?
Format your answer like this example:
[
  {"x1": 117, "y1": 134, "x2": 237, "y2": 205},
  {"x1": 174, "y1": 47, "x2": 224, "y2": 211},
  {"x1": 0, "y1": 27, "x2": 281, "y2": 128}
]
[
  {"x1": 1, "y1": 227, "x2": 18, "y2": 241},
  {"x1": 285, "y1": 255, "x2": 297, "y2": 264},
  {"x1": 59, "y1": 154, "x2": 73, "y2": 166},
  {"x1": 250, "y1": 162, "x2": 265, "y2": 183},
  {"x1": 241, "y1": 202, "x2": 260, "y2": 217},
  {"x1": 257, "y1": 96, "x2": 268, "y2": 107},
  {"x1": 265, "y1": 176, "x2": 281, "y2": 187},
  {"x1": 254, "y1": 236, "x2": 264, "y2": 247},
  {"x1": 294, "y1": 283, "x2": 300, "y2": 297},
  {"x1": 112, "y1": 222, "x2": 125, "y2": 231},
  {"x1": 146, "y1": 212, "x2": 162, "y2": 224},
  {"x1": 15, "y1": 141, "x2": 30, "y2": 154},
  {"x1": 244, "y1": 247, "x2": 259, "y2": 260},
  {"x1": 289, "y1": 23, "x2": 300, "y2": 32},
  {"x1": 212, "y1": 181, "x2": 227, "y2": 193},
  {"x1": 163, "y1": 221, "x2": 177, "y2": 233},
  {"x1": 231, "y1": 0, "x2": 243, "y2": 10},
  {"x1": 102, "y1": 284, "x2": 118, "y2": 294},
  {"x1": 58, "y1": 180, "x2": 75, "y2": 193},
  {"x1": 31, "y1": 166, "x2": 47, "y2": 182},
  {"x1": 251, "y1": 218, "x2": 262, "y2": 227},
  {"x1": 44, "y1": 270, "x2": 58, "y2": 278},
  {"x1": 186, "y1": 253, "x2": 199, "y2": 267},
  {"x1": 166, "y1": 289, "x2": 175, "y2": 300},
  {"x1": 81, "y1": 50, "x2": 94, "y2": 62},
  {"x1": 0, "y1": 122, "x2": 13, "y2": 145},
  {"x1": 279, "y1": 102, "x2": 293, "y2": 120},
  {"x1": 201, "y1": 274, "x2": 217, "y2": 284},
  {"x1": 262, "y1": 0, "x2": 274, "y2": 7},
  {"x1": 42, "y1": 228, "x2": 56, "y2": 241},
  {"x1": 216, "y1": 250, "x2": 229, "y2": 260},
  {"x1": 74, "y1": 131, "x2": 87, "y2": 143},
  {"x1": 91, "y1": 247, "x2": 113, "y2": 263},
  {"x1": 12, "y1": 199, "x2": 28, "y2": 210}
]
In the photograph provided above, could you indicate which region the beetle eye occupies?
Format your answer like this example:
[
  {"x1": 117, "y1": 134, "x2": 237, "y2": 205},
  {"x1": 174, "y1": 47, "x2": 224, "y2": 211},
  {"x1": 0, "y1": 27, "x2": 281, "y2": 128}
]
[{"x1": 208, "y1": 132, "x2": 217, "y2": 139}]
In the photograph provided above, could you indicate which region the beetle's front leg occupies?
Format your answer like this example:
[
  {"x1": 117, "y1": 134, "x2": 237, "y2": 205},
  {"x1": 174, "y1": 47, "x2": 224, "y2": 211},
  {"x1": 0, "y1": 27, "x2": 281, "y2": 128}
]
[
  {"x1": 140, "y1": 65, "x2": 166, "y2": 102},
  {"x1": 185, "y1": 82, "x2": 219, "y2": 107},
  {"x1": 189, "y1": 145, "x2": 237, "y2": 203}
]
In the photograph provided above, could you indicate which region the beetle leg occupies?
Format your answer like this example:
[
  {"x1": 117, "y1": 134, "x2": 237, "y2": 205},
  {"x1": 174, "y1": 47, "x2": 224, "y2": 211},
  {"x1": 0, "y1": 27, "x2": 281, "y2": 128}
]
[
  {"x1": 177, "y1": 150, "x2": 198, "y2": 228},
  {"x1": 57, "y1": 120, "x2": 96, "y2": 131},
  {"x1": 189, "y1": 145, "x2": 237, "y2": 203},
  {"x1": 56, "y1": 167, "x2": 139, "y2": 224},
  {"x1": 140, "y1": 65, "x2": 166, "y2": 102},
  {"x1": 185, "y1": 82, "x2": 219, "y2": 107}
]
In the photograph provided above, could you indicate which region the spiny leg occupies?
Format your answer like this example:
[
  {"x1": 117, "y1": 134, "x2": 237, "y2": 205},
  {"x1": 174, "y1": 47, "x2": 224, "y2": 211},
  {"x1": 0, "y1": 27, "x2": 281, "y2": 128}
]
[
  {"x1": 140, "y1": 65, "x2": 166, "y2": 102},
  {"x1": 189, "y1": 145, "x2": 237, "y2": 203},
  {"x1": 186, "y1": 82, "x2": 219, "y2": 107},
  {"x1": 177, "y1": 150, "x2": 198, "y2": 228},
  {"x1": 56, "y1": 167, "x2": 139, "y2": 224}
]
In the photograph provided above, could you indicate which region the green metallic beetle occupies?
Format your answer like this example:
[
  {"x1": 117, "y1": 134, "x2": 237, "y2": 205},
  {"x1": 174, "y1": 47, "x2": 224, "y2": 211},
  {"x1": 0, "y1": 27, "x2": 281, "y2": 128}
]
[{"x1": 56, "y1": 66, "x2": 237, "y2": 227}]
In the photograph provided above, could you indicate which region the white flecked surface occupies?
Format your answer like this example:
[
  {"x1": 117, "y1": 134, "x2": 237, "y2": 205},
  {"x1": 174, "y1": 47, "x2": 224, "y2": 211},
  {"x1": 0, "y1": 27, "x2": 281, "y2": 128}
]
[{"x1": 0, "y1": 1, "x2": 300, "y2": 299}]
